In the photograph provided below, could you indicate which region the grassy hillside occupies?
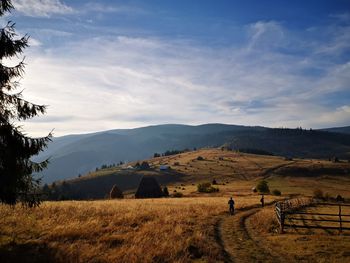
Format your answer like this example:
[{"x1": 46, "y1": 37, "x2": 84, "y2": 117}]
[
  {"x1": 52, "y1": 148, "x2": 350, "y2": 200},
  {"x1": 4, "y1": 149, "x2": 350, "y2": 263},
  {"x1": 0, "y1": 196, "x2": 279, "y2": 263},
  {"x1": 35, "y1": 124, "x2": 350, "y2": 184},
  {"x1": 321, "y1": 126, "x2": 350, "y2": 134}
]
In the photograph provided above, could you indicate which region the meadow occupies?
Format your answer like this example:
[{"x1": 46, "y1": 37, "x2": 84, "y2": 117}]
[
  {"x1": 1, "y1": 149, "x2": 350, "y2": 262},
  {"x1": 0, "y1": 195, "x2": 277, "y2": 263}
]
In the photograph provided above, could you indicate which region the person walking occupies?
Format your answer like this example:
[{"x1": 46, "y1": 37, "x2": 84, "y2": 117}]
[
  {"x1": 228, "y1": 197, "x2": 235, "y2": 215},
  {"x1": 260, "y1": 194, "x2": 264, "y2": 207}
]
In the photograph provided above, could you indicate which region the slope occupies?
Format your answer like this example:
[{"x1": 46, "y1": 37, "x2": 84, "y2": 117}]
[{"x1": 36, "y1": 124, "x2": 350, "y2": 183}]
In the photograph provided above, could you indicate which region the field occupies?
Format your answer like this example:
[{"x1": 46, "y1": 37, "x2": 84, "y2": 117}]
[
  {"x1": 1, "y1": 149, "x2": 350, "y2": 262},
  {"x1": 245, "y1": 205, "x2": 350, "y2": 262},
  {"x1": 63, "y1": 149, "x2": 350, "y2": 199},
  {"x1": 0, "y1": 196, "x2": 277, "y2": 263}
]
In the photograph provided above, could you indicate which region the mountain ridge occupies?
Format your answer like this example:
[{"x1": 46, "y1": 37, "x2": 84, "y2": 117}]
[{"x1": 35, "y1": 124, "x2": 350, "y2": 183}]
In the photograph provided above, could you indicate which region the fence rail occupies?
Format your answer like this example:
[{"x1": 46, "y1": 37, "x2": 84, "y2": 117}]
[{"x1": 275, "y1": 200, "x2": 350, "y2": 233}]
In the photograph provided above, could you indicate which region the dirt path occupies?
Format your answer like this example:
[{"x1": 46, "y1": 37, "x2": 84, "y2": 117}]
[
  {"x1": 216, "y1": 204, "x2": 282, "y2": 263},
  {"x1": 260, "y1": 161, "x2": 297, "y2": 179}
]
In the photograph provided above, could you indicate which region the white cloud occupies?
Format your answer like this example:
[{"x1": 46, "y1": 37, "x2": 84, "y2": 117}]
[
  {"x1": 17, "y1": 20, "x2": 350, "y2": 137},
  {"x1": 13, "y1": 0, "x2": 73, "y2": 17},
  {"x1": 82, "y1": 2, "x2": 146, "y2": 15}
]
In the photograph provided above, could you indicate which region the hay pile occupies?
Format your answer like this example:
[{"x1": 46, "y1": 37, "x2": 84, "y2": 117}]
[
  {"x1": 135, "y1": 177, "x2": 163, "y2": 198},
  {"x1": 109, "y1": 185, "x2": 124, "y2": 199}
]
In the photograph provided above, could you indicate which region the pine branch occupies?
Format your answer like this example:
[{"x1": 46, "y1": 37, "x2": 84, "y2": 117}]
[
  {"x1": 0, "y1": 60, "x2": 26, "y2": 86},
  {"x1": 0, "y1": 22, "x2": 28, "y2": 59},
  {"x1": 0, "y1": 90, "x2": 47, "y2": 121},
  {"x1": 0, "y1": 0, "x2": 14, "y2": 16}
]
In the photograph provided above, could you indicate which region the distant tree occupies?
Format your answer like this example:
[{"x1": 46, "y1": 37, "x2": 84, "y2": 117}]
[
  {"x1": 256, "y1": 180, "x2": 270, "y2": 194},
  {"x1": 336, "y1": 194, "x2": 344, "y2": 202},
  {"x1": 212, "y1": 179, "x2": 217, "y2": 185},
  {"x1": 163, "y1": 186, "x2": 169, "y2": 197},
  {"x1": 272, "y1": 189, "x2": 281, "y2": 196},
  {"x1": 153, "y1": 153, "x2": 161, "y2": 158},
  {"x1": 313, "y1": 189, "x2": 324, "y2": 200},
  {"x1": 197, "y1": 182, "x2": 219, "y2": 193},
  {"x1": 42, "y1": 184, "x2": 50, "y2": 194},
  {"x1": 173, "y1": 192, "x2": 183, "y2": 198},
  {"x1": 0, "y1": 1, "x2": 52, "y2": 206},
  {"x1": 140, "y1": 161, "x2": 150, "y2": 170}
]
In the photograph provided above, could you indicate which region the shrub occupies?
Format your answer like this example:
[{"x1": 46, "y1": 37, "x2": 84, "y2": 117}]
[
  {"x1": 197, "y1": 156, "x2": 204, "y2": 161},
  {"x1": 212, "y1": 179, "x2": 217, "y2": 185},
  {"x1": 173, "y1": 192, "x2": 183, "y2": 198},
  {"x1": 324, "y1": 192, "x2": 331, "y2": 201},
  {"x1": 336, "y1": 194, "x2": 345, "y2": 202},
  {"x1": 272, "y1": 189, "x2": 281, "y2": 196},
  {"x1": 313, "y1": 189, "x2": 324, "y2": 199},
  {"x1": 197, "y1": 183, "x2": 219, "y2": 193},
  {"x1": 140, "y1": 161, "x2": 150, "y2": 170},
  {"x1": 163, "y1": 186, "x2": 169, "y2": 197},
  {"x1": 256, "y1": 180, "x2": 270, "y2": 194}
]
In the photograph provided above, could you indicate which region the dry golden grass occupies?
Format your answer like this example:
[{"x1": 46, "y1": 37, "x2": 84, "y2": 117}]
[
  {"x1": 0, "y1": 195, "x2": 275, "y2": 263},
  {"x1": 147, "y1": 149, "x2": 289, "y2": 181},
  {"x1": 246, "y1": 203, "x2": 350, "y2": 262},
  {"x1": 70, "y1": 148, "x2": 350, "y2": 200}
]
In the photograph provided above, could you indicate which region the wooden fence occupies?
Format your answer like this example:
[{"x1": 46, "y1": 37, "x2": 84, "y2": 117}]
[{"x1": 275, "y1": 200, "x2": 350, "y2": 233}]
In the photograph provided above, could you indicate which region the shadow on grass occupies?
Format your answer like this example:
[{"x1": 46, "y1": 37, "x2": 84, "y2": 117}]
[{"x1": 0, "y1": 242, "x2": 72, "y2": 263}]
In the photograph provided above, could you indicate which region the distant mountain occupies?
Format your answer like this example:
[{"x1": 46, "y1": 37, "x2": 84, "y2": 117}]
[
  {"x1": 320, "y1": 126, "x2": 350, "y2": 134},
  {"x1": 34, "y1": 124, "x2": 350, "y2": 183}
]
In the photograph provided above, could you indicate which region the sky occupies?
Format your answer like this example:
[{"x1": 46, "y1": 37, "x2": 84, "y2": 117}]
[{"x1": 2, "y1": 0, "x2": 350, "y2": 136}]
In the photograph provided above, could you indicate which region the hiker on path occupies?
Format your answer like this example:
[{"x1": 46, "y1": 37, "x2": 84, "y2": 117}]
[
  {"x1": 228, "y1": 197, "x2": 235, "y2": 215},
  {"x1": 260, "y1": 194, "x2": 264, "y2": 207}
]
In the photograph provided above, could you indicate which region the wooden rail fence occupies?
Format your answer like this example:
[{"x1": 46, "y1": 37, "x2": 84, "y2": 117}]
[{"x1": 275, "y1": 200, "x2": 350, "y2": 233}]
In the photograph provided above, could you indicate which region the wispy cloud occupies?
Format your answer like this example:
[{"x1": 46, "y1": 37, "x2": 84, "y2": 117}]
[
  {"x1": 82, "y1": 2, "x2": 147, "y2": 15},
  {"x1": 13, "y1": 0, "x2": 73, "y2": 17},
  {"x1": 21, "y1": 16, "x2": 350, "y2": 137}
]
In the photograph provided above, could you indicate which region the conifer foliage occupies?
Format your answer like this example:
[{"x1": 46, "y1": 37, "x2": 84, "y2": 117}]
[{"x1": 0, "y1": 0, "x2": 51, "y2": 206}]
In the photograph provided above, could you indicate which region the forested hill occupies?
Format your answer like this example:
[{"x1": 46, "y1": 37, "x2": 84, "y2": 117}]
[
  {"x1": 34, "y1": 124, "x2": 350, "y2": 183},
  {"x1": 320, "y1": 126, "x2": 350, "y2": 134}
]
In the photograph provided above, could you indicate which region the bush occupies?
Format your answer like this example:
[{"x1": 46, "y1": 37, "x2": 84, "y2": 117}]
[
  {"x1": 336, "y1": 195, "x2": 345, "y2": 202},
  {"x1": 313, "y1": 189, "x2": 324, "y2": 199},
  {"x1": 212, "y1": 179, "x2": 217, "y2": 185},
  {"x1": 197, "y1": 156, "x2": 204, "y2": 161},
  {"x1": 140, "y1": 161, "x2": 150, "y2": 170},
  {"x1": 272, "y1": 189, "x2": 281, "y2": 196},
  {"x1": 163, "y1": 186, "x2": 169, "y2": 197},
  {"x1": 173, "y1": 192, "x2": 183, "y2": 198},
  {"x1": 197, "y1": 182, "x2": 219, "y2": 193},
  {"x1": 256, "y1": 180, "x2": 270, "y2": 194}
]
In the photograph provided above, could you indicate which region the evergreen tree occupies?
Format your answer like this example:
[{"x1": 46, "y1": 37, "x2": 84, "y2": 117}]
[
  {"x1": 0, "y1": 1, "x2": 51, "y2": 206},
  {"x1": 163, "y1": 186, "x2": 169, "y2": 197},
  {"x1": 256, "y1": 180, "x2": 270, "y2": 194}
]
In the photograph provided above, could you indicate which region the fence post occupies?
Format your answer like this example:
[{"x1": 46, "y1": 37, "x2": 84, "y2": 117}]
[
  {"x1": 339, "y1": 205, "x2": 342, "y2": 233},
  {"x1": 281, "y1": 210, "x2": 285, "y2": 233}
]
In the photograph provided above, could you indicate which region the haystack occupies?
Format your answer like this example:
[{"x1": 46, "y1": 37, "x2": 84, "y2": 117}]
[
  {"x1": 135, "y1": 177, "x2": 163, "y2": 198},
  {"x1": 109, "y1": 184, "x2": 124, "y2": 199}
]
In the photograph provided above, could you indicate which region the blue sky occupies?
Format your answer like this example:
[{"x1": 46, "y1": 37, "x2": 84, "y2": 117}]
[{"x1": 3, "y1": 0, "x2": 350, "y2": 136}]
